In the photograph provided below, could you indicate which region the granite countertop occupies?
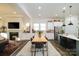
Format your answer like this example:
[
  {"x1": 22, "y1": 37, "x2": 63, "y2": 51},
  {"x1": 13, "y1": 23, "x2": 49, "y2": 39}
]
[{"x1": 58, "y1": 34, "x2": 79, "y2": 41}]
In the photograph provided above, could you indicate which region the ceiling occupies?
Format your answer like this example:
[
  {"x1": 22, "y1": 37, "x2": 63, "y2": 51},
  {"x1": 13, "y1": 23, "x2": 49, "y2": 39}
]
[
  {"x1": 0, "y1": 3, "x2": 29, "y2": 19},
  {"x1": 0, "y1": 3, "x2": 79, "y2": 20},
  {"x1": 18, "y1": 3, "x2": 79, "y2": 19}
]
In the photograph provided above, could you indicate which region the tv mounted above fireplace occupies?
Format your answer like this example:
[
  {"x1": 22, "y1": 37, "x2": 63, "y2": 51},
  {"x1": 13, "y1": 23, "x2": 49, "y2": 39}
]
[{"x1": 8, "y1": 22, "x2": 19, "y2": 29}]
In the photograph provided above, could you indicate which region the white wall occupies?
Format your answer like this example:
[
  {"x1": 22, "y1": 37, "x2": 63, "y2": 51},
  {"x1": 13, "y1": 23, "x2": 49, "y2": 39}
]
[
  {"x1": 19, "y1": 18, "x2": 55, "y2": 40},
  {"x1": 0, "y1": 17, "x2": 63, "y2": 40},
  {"x1": 45, "y1": 33, "x2": 54, "y2": 39},
  {"x1": 6, "y1": 18, "x2": 24, "y2": 39},
  {"x1": 19, "y1": 33, "x2": 34, "y2": 40}
]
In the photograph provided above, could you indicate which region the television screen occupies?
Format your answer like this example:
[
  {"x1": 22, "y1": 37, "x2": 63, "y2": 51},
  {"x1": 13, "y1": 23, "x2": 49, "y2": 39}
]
[{"x1": 8, "y1": 22, "x2": 19, "y2": 29}]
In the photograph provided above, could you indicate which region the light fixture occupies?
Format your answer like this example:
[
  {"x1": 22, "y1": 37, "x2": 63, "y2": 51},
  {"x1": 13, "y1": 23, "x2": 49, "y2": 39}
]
[
  {"x1": 0, "y1": 17, "x2": 2, "y2": 19},
  {"x1": 56, "y1": 14, "x2": 58, "y2": 16},
  {"x1": 13, "y1": 11, "x2": 16, "y2": 14},
  {"x1": 38, "y1": 6, "x2": 42, "y2": 10},
  {"x1": 38, "y1": 14, "x2": 41, "y2": 16},
  {"x1": 0, "y1": 17, "x2": 2, "y2": 20},
  {"x1": 62, "y1": 7, "x2": 66, "y2": 10},
  {"x1": 62, "y1": 9, "x2": 66, "y2": 26},
  {"x1": 62, "y1": 24, "x2": 66, "y2": 26},
  {"x1": 26, "y1": 23, "x2": 29, "y2": 27},
  {"x1": 68, "y1": 5, "x2": 73, "y2": 25}
]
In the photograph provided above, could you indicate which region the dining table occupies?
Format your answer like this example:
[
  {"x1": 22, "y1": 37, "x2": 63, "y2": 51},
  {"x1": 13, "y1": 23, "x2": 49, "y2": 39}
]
[
  {"x1": 31, "y1": 36, "x2": 48, "y2": 56},
  {"x1": 32, "y1": 36, "x2": 48, "y2": 43}
]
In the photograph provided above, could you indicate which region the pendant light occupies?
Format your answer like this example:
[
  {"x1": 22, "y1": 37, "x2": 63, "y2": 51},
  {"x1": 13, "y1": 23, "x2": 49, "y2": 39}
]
[
  {"x1": 62, "y1": 10, "x2": 66, "y2": 26},
  {"x1": 62, "y1": 23, "x2": 66, "y2": 26},
  {"x1": 68, "y1": 5, "x2": 73, "y2": 25}
]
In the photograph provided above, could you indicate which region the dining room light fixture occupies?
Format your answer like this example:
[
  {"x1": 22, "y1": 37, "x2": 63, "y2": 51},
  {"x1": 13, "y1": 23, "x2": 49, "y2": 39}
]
[{"x1": 68, "y1": 5, "x2": 73, "y2": 25}]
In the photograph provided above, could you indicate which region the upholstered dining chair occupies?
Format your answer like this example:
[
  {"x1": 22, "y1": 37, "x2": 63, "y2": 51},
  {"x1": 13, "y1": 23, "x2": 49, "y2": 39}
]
[{"x1": 30, "y1": 37, "x2": 35, "y2": 56}]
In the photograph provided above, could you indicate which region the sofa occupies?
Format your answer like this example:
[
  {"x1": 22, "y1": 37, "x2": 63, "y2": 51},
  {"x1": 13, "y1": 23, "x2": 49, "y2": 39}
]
[{"x1": 0, "y1": 35, "x2": 8, "y2": 52}]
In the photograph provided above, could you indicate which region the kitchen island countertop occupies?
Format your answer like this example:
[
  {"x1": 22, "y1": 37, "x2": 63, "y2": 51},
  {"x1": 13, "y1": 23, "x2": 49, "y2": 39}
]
[{"x1": 58, "y1": 34, "x2": 79, "y2": 41}]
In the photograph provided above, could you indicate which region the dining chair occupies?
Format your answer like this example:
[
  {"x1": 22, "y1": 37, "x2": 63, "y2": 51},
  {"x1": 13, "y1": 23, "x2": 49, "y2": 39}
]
[
  {"x1": 44, "y1": 36, "x2": 48, "y2": 55},
  {"x1": 30, "y1": 37, "x2": 35, "y2": 56},
  {"x1": 34, "y1": 43, "x2": 44, "y2": 56},
  {"x1": 31, "y1": 36, "x2": 48, "y2": 56}
]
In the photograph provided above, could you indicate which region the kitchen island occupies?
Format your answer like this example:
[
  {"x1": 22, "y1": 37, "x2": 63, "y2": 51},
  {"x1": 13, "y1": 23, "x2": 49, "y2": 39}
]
[{"x1": 58, "y1": 34, "x2": 79, "y2": 55}]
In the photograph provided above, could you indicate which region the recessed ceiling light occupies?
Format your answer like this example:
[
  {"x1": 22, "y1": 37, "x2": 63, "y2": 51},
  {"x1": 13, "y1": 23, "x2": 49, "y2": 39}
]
[
  {"x1": 38, "y1": 14, "x2": 41, "y2": 16},
  {"x1": 56, "y1": 14, "x2": 58, "y2": 16},
  {"x1": 0, "y1": 17, "x2": 2, "y2": 19},
  {"x1": 13, "y1": 11, "x2": 16, "y2": 14},
  {"x1": 62, "y1": 7, "x2": 66, "y2": 10},
  {"x1": 38, "y1": 6, "x2": 42, "y2": 10},
  {"x1": 69, "y1": 14, "x2": 72, "y2": 17}
]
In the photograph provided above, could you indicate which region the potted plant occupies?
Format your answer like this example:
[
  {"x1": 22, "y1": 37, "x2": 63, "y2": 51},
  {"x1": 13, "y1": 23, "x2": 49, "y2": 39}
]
[{"x1": 38, "y1": 31, "x2": 43, "y2": 37}]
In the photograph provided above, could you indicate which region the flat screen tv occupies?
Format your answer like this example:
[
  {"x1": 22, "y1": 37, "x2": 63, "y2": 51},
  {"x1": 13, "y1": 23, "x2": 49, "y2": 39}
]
[{"x1": 8, "y1": 22, "x2": 19, "y2": 29}]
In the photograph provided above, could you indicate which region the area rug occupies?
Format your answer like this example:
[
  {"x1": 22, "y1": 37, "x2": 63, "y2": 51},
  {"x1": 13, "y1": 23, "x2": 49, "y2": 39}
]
[
  {"x1": 0, "y1": 40, "x2": 28, "y2": 56},
  {"x1": 16, "y1": 41, "x2": 61, "y2": 56}
]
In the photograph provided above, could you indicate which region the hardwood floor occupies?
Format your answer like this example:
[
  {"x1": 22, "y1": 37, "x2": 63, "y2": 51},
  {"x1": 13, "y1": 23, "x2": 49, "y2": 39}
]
[{"x1": 50, "y1": 40, "x2": 76, "y2": 56}]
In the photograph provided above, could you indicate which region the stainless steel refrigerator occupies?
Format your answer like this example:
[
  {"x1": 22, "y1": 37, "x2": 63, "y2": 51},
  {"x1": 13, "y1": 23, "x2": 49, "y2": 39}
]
[{"x1": 54, "y1": 26, "x2": 62, "y2": 41}]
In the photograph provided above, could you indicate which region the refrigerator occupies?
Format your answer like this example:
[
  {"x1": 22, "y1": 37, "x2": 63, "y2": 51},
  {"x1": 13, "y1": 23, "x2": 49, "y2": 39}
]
[{"x1": 54, "y1": 26, "x2": 62, "y2": 41}]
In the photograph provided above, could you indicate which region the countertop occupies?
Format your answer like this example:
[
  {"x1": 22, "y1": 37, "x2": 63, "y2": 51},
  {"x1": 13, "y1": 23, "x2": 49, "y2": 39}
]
[{"x1": 58, "y1": 34, "x2": 79, "y2": 41}]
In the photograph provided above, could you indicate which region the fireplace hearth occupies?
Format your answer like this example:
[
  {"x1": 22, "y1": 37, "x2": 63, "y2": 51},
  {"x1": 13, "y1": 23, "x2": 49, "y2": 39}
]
[{"x1": 9, "y1": 32, "x2": 18, "y2": 40}]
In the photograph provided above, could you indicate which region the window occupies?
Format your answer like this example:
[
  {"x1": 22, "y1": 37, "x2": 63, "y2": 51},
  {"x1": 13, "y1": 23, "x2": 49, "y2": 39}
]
[
  {"x1": 33, "y1": 23, "x2": 46, "y2": 32},
  {"x1": 33, "y1": 23, "x2": 39, "y2": 31},
  {"x1": 48, "y1": 22, "x2": 53, "y2": 30},
  {"x1": 40, "y1": 23, "x2": 46, "y2": 31},
  {"x1": 47, "y1": 22, "x2": 54, "y2": 33}
]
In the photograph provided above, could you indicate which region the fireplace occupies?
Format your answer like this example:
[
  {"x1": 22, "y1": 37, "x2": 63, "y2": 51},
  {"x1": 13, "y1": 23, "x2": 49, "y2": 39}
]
[{"x1": 9, "y1": 32, "x2": 19, "y2": 40}]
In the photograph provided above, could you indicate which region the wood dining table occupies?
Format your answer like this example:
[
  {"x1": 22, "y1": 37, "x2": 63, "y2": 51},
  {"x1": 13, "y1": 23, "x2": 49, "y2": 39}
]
[
  {"x1": 31, "y1": 36, "x2": 48, "y2": 56},
  {"x1": 32, "y1": 36, "x2": 48, "y2": 43}
]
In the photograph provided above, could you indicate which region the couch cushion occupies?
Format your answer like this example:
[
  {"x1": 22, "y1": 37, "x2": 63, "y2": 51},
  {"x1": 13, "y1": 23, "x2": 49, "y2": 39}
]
[{"x1": 0, "y1": 35, "x2": 4, "y2": 40}]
